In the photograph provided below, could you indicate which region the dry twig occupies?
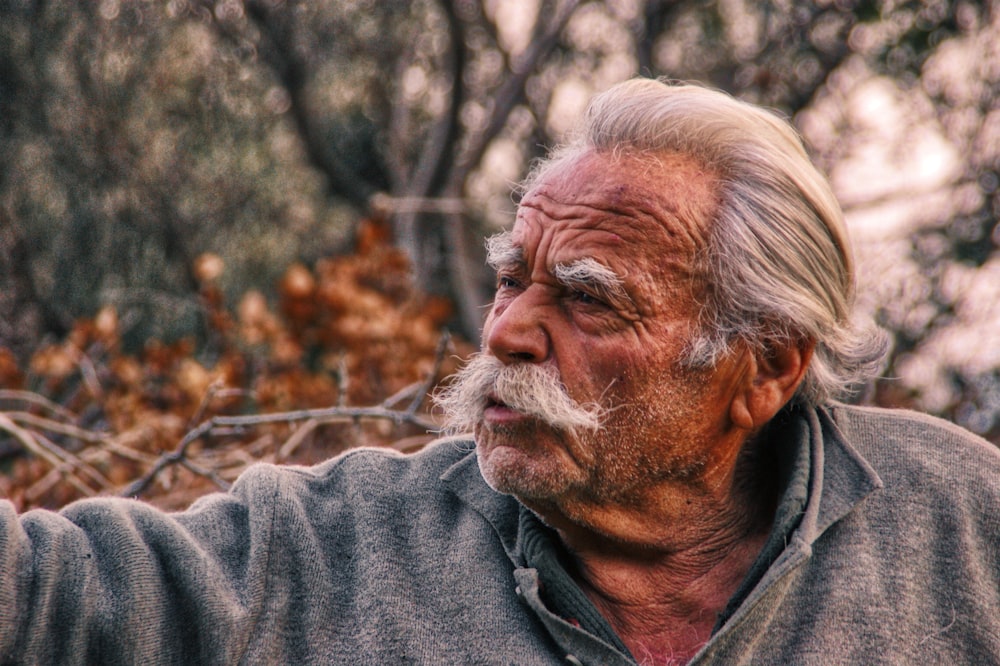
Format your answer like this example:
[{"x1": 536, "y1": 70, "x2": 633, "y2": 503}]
[
  {"x1": 119, "y1": 331, "x2": 452, "y2": 499},
  {"x1": 0, "y1": 390, "x2": 77, "y2": 422}
]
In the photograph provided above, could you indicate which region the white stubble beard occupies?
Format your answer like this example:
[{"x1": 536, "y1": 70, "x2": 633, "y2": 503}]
[
  {"x1": 434, "y1": 353, "x2": 605, "y2": 498},
  {"x1": 434, "y1": 352, "x2": 717, "y2": 506}
]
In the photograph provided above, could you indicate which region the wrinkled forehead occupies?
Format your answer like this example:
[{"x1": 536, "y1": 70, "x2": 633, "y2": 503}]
[{"x1": 513, "y1": 150, "x2": 717, "y2": 253}]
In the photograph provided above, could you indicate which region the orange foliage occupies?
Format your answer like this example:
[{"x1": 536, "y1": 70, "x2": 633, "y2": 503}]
[{"x1": 0, "y1": 220, "x2": 474, "y2": 511}]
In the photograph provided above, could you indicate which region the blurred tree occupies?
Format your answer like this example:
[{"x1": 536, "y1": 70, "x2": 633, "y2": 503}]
[
  {"x1": 1, "y1": 0, "x2": 353, "y2": 352},
  {"x1": 192, "y1": 0, "x2": 590, "y2": 337},
  {"x1": 1, "y1": 0, "x2": 997, "y2": 439}
]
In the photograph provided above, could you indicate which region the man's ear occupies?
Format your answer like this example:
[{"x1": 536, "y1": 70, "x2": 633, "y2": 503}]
[{"x1": 730, "y1": 339, "x2": 815, "y2": 431}]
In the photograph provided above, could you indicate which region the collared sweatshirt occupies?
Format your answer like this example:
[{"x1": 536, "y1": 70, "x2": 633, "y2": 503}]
[{"x1": 1, "y1": 403, "x2": 999, "y2": 664}]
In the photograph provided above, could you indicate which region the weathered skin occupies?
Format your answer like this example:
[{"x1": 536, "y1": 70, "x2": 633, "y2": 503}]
[{"x1": 477, "y1": 149, "x2": 813, "y2": 662}]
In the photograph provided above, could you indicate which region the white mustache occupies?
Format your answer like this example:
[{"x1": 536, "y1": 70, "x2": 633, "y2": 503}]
[{"x1": 434, "y1": 354, "x2": 605, "y2": 435}]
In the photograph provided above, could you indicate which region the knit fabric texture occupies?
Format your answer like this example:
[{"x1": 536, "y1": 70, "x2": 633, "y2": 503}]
[{"x1": 2, "y1": 403, "x2": 999, "y2": 664}]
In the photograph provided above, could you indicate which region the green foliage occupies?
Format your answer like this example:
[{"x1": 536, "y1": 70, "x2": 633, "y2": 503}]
[{"x1": 1, "y1": 1, "x2": 351, "y2": 348}]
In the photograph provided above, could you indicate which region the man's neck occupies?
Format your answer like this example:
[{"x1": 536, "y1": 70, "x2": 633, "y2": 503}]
[
  {"x1": 524, "y1": 435, "x2": 780, "y2": 664},
  {"x1": 567, "y1": 527, "x2": 770, "y2": 664}
]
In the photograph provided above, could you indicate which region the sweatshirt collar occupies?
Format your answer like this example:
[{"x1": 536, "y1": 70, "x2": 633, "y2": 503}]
[
  {"x1": 439, "y1": 443, "x2": 525, "y2": 563},
  {"x1": 802, "y1": 404, "x2": 884, "y2": 542}
]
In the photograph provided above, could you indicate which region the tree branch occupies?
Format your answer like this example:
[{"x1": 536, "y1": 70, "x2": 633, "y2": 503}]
[
  {"x1": 119, "y1": 330, "x2": 452, "y2": 498},
  {"x1": 392, "y1": 0, "x2": 469, "y2": 275}
]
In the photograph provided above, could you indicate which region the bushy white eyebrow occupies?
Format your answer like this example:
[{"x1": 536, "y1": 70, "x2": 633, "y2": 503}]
[
  {"x1": 554, "y1": 258, "x2": 629, "y2": 304},
  {"x1": 486, "y1": 231, "x2": 632, "y2": 306},
  {"x1": 485, "y1": 231, "x2": 522, "y2": 271}
]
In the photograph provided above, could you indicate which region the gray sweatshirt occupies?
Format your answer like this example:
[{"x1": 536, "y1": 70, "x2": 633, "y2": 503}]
[{"x1": 2, "y1": 403, "x2": 999, "y2": 664}]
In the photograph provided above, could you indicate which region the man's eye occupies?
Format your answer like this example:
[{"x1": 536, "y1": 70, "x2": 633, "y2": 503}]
[
  {"x1": 497, "y1": 276, "x2": 521, "y2": 290},
  {"x1": 573, "y1": 290, "x2": 604, "y2": 307}
]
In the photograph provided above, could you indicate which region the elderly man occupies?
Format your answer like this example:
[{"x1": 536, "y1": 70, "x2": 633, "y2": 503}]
[{"x1": 3, "y1": 79, "x2": 999, "y2": 664}]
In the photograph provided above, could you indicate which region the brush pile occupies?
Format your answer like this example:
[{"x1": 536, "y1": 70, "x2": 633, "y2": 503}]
[{"x1": 0, "y1": 221, "x2": 473, "y2": 511}]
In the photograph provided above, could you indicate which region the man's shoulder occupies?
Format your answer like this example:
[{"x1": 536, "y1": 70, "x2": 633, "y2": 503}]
[
  {"x1": 826, "y1": 402, "x2": 1000, "y2": 497},
  {"x1": 228, "y1": 436, "x2": 480, "y2": 507},
  {"x1": 828, "y1": 402, "x2": 992, "y2": 445},
  {"x1": 222, "y1": 435, "x2": 521, "y2": 559},
  {"x1": 319, "y1": 435, "x2": 477, "y2": 476}
]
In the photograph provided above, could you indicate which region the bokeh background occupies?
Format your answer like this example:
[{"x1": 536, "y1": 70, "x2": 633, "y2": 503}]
[{"x1": 1, "y1": 0, "x2": 998, "y2": 507}]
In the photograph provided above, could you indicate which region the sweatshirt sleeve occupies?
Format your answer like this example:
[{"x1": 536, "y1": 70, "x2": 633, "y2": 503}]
[{"x1": 0, "y1": 466, "x2": 280, "y2": 665}]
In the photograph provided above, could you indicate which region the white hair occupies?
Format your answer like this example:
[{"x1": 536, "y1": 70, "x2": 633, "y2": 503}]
[
  {"x1": 434, "y1": 353, "x2": 605, "y2": 435},
  {"x1": 487, "y1": 231, "x2": 630, "y2": 309},
  {"x1": 522, "y1": 78, "x2": 888, "y2": 404}
]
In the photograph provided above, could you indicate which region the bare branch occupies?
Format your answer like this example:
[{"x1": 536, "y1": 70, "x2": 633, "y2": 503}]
[
  {"x1": 0, "y1": 413, "x2": 111, "y2": 497},
  {"x1": 0, "y1": 390, "x2": 77, "y2": 422},
  {"x1": 178, "y1": 457, "x2": 232, "y2": 492},
  {"x1": 276, "y1": 418, "x2": 319, "y2": 462},
  {"x1": 120, "y1": 402, "x2": 438, "y2": 499},
  {"x1": 3, "y1": 411, "x2": 107, "y2": 444},
  {"x1": 449, "y1": 0, "x2": 584, "y2": 185},
  {"x1": 393, "y1": 0, "x2": 469, "y2": 271},
  {"x1": 199, "y1": 0, "x2": 379, "y2": 209},
  {"x1": 32, "y1": 432, "x2": 112, "y2": 491},
  {"x1": 404, "y1": 329, "x2": 452, "y2": 416},
  {"x1": 117, "y1": 329, "x2": 454, "y2": 500},
  {"x1": 0, "y1": 413, "x2": 62, "y2": 469},
  {"x1": 442, "y1": 209, "x2": 488, "y2": 338},
  {"x1": 433, "y1": 0, "x2": 587, "y2": 336}
]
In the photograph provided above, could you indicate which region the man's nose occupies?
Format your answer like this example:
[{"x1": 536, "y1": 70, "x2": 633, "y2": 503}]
[{"x1": 484, "y1": 287, "x2": 549, "y2": 364}]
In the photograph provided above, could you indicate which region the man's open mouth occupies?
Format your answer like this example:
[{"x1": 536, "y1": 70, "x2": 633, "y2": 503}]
[
  {"x1": 483, "y1": 393, "x2": 529, "y2": 424},
  {"x1": 485, "y1": 393, "x2": 507, "y2": 410}
]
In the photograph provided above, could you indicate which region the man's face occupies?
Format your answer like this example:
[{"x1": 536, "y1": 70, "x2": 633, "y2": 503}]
[{"x1": 465, "y1": 150, "x2": 750, "y2": 517}]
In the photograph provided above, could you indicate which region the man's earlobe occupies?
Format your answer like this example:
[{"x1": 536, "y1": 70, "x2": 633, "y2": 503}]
[{"x1": 731, "y1": 340, "x2": 814, "y2": 431}]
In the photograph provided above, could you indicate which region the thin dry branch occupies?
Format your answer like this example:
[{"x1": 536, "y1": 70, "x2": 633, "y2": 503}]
[
  {"x1": 0, "y1": 390, "x2": 78, "y2": 422},
  {"x1": 27, "y1": 467, "x2": 94, "y2": 503},
  {"x1": 120, "y1": 399, "x2": 440, "y2": 498},
  {"x1": 276, "y1": 418, "x2": 319, "y2": 462},
  {"x1": 119, "y1": 332, "x2": 453, "y2": 499},
  {"x1": 0, "y1": 414, "x2": 106, "y2": 499},
  {"x1": 405, "y1": 330, "x2": 452, "y2": 415},
  {"x1": 0, "y1": 414, "x2": 66, "y2": 471},
  {"x1": 31, "y1": 432, "x2": 112, "y2": 491},
  {"x1": 178, "y1": 457, "x2": 231, "y2": 492},
  {"x1": 4, "y1": 411, "x2": 108, "y2": 444}
]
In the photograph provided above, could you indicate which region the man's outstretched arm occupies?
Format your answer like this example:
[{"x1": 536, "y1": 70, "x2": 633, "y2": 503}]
[{"x1": 0, "y1": 470, "x2": 278, "y2": 664}]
